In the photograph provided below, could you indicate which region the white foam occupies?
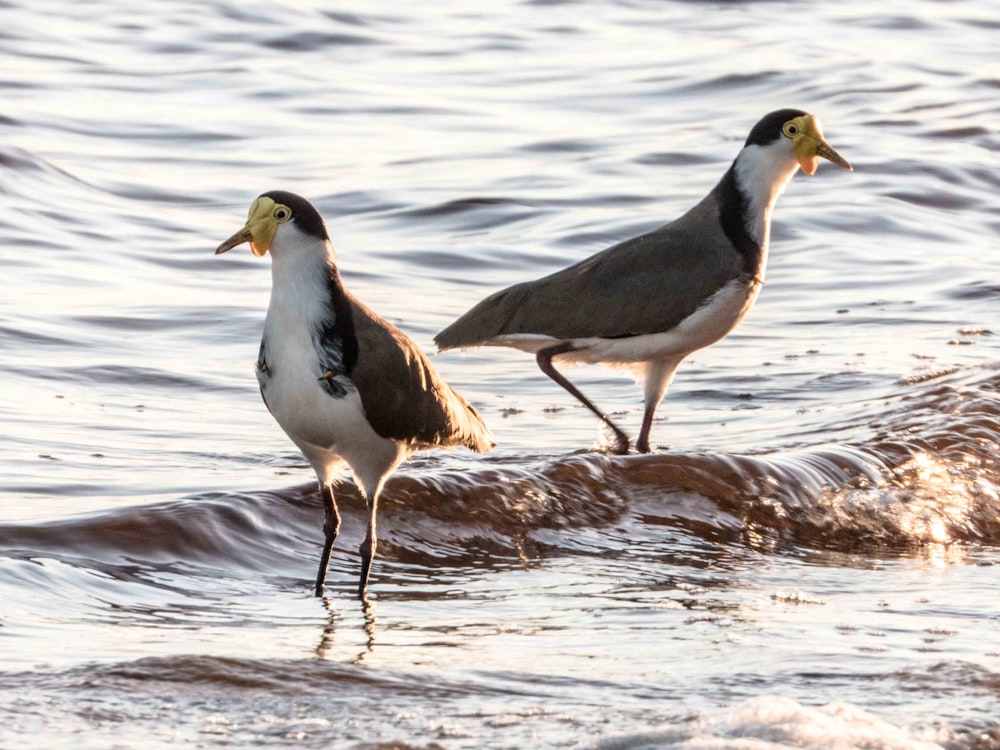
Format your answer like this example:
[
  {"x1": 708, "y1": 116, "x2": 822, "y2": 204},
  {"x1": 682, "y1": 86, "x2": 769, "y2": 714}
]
[{"x1": 577, "y1": 696, "x2": 946, "y2": 750}]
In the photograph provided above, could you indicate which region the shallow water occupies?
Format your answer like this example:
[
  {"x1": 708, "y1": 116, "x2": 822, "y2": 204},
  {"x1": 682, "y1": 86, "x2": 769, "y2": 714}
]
[{"x1": 1, "y1": 0, "x2": 999, "y2": 748}]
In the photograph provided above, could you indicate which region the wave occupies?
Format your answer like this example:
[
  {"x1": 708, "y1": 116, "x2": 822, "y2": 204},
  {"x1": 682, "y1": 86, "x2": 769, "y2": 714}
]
[
  {"x1": 578, "y1": 694, "x2": 982, "y2": 750},
  {"x1": 3, "y1": 656, "x2": 995, "y2": 750},
  {"x1": 1, "y1": 366, "x2": 996, "y2": 576},
  {"x1": 0, "y1": 654, "x2": 465, "y2": 698}
]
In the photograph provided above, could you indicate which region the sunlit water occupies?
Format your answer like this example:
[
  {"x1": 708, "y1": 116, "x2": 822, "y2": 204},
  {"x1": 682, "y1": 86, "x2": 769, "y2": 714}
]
[{"x1": 1, "y1": 1, "x2": 998, "y2": 748}]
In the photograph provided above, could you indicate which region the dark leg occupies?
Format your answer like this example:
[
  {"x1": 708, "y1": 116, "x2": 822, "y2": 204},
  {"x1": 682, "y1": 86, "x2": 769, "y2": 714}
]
[
  {"x1": 536, "y1": 342, "x2": 630, "y2": 454},
  {"x1": 635, "y1": 358, "x2": 675, "y2": 455},
  {"x1": 635, "y1": 406, "x2": 656, "y2": 454},
  {"x1": 357, "y1": 495, "x2": 379, "y2": 602},
  {"x1": 314, "y1": 483, "x2": 341, "y2": 598}
]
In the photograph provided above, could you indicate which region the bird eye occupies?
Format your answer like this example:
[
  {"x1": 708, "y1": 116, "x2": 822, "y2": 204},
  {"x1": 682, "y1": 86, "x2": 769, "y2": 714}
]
[
  {"x1": 274, "y1": 206, "x2": 292, "y2": 222},
  {"x1": 783, "y1": 122, "x2": 799, "y2": 138}
]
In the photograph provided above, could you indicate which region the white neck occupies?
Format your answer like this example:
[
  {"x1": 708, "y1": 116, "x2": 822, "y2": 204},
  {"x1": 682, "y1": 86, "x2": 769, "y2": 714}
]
[
  {"x1": 733, "y1": 143, "x2": 801, "y2": 248},
  {"x1": 267, "y1": 227, "x2": 338, "y2": 327}
]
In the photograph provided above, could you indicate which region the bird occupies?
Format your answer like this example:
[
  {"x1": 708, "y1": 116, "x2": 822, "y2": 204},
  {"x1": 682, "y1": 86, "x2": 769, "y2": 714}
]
[
  {"x1": 435, "y1": 109, "x2": 851, "y2": 454},
  {"x1": 216, "y1": 190, "x2": 493, "y2": 601}
]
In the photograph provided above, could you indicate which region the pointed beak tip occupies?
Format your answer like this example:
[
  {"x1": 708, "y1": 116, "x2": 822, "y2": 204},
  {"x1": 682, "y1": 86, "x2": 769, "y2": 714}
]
[
  {"x1": 817, "y1": 149, "x2": 854, "y2": 172},
  {"x1": 215, "y1": 227, "x2": 254, "y2": 256},
  {"x1": 820, "y1": 144, "x2": 852, "y2": 173},
  {"x1": 829, "y1": 157, "x2": 853, "y2": 173}
]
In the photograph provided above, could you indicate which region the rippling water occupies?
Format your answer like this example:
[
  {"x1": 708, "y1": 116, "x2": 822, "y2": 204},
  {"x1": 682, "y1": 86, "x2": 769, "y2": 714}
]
[{"x1": 2, "y1": 1, "x2": 998, "y2": 747}]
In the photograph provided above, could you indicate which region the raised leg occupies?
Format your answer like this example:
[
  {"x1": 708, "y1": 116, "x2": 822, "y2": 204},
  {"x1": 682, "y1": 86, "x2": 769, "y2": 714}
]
[
  {"x1": 357, "y1": 493, "x2": 379, "y2": 602},
  {"x1": 536, "y1": 342, "x2": 630, "y2": 454},
  {"x1": 314, "y1": 482, "x2": 341, "y2": 597}
]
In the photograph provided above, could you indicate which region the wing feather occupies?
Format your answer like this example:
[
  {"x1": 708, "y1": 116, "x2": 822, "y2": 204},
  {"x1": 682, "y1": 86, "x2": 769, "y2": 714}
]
[
  {"x1": 436, "y1": 192, "x2": 744, "y2": 348},
  {"x1": 348, "y1": 293, "x2": 493, "y2": 452}
]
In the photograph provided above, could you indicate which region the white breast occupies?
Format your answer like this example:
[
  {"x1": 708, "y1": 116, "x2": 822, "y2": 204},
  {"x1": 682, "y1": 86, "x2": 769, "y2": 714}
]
[
  {"x1": 261, "y1": 248, "x2": 403, "y2": 489},
  {"x1": 259, "y1": 328, "x2": 405, "y2": 489}
]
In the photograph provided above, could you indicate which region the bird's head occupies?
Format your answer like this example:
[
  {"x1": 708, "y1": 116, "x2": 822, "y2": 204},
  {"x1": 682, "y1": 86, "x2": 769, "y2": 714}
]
[
  {"x1": 216, "y1": 190, "x2": 329, "y2": 257},
  {"x1": 745, "y1": 109, "x2": 852, "y2": 176}
]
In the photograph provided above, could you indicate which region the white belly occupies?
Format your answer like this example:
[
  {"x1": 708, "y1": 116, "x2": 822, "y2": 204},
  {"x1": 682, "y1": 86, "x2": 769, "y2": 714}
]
[
  {"x1": 483, "y1": 278, "x2": 760, "y2": 366},
  {"x1": 258, "y1": 329, "x2": 403, "y2": 491}
]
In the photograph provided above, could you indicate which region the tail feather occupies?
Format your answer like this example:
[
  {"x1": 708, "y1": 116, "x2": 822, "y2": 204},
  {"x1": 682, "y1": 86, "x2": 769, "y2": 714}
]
[
  {"x1": 435, "y1": 285, "x2": 528, "y2": 351},
  {"x1": 445, "y1": 388, "x2": 494, "y2": 453}
]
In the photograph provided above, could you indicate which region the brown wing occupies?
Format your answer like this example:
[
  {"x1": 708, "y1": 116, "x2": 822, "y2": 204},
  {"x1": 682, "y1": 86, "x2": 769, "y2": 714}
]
[
  {"x1": 435, "y1": 191, "x2": 744, "y2": 348},
  {"x1": 347, "y1": 292, "x2": 493, "y2": 452}
]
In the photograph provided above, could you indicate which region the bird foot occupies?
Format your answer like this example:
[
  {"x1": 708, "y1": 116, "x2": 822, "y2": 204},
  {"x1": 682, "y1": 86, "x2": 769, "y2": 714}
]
[{"x1": 602, "y1": 427, "x2": 630, "y2": 455}]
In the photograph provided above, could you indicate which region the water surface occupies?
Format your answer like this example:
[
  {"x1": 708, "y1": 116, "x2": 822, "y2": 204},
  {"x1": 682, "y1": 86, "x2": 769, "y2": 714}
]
[{"x1": 1, "y1": 1, "x2": 998, "y2": 747}]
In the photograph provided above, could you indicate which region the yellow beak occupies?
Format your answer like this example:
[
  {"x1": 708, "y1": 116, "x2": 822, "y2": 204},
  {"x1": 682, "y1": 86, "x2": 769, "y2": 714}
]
[
  {"x1": 791, "y1": 115, "x2": 852, "y2": 175},
  {"x1": 215, "y1": 196, "x2": 279, "y2": 257}
]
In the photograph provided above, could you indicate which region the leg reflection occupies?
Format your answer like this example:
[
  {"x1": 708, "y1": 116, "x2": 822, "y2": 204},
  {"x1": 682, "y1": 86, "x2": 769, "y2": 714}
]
[
  {"x1": 357, "y1": 598, "x2": 376, "y2": 663},
  {"x1": 312, "y1": 595, "x2": 377, "y2": 663},
  {"x1": 314, "y1": 595, "x2": 338, "y2": 659}
]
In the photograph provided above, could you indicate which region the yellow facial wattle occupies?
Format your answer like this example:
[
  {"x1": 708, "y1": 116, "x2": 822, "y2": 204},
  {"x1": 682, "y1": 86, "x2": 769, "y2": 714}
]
[
  {"x1": 785, "y1": 114, "x2": 852, "y2": 175},
  {"x1": 215, "y1": 196, "x2": 289, "y2": 257}
]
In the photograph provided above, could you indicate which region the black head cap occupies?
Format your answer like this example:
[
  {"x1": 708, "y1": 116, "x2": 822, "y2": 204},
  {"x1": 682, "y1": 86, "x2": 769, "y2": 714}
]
[
  {"x1": 260, "y1": 190, "x2": 329, "y2": 241},
  {"x1": 744, "y1": 109, "x2": 808, "y2": 147}
]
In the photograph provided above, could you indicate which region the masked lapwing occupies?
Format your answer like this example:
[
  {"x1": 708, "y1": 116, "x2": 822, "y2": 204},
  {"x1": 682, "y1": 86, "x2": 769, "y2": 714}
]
[
  {"x1": 216, "y1": 191, "x2": 494, "y2": 601},
  {"x1": 435, "y1": 109, "x2": 851, "y2": 454}
]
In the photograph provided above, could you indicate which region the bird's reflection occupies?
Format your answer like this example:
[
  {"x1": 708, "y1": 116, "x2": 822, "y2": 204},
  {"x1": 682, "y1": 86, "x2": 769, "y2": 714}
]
[
  {"x1": 314, "y1": 594, "x2": 377, "y2": 662},
  {"x1": 359, "y1": 598, "x2": 377, "y2": 662},
  {"x1": 314, "y1": 596, "x2": 336, "y2": 659}
]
